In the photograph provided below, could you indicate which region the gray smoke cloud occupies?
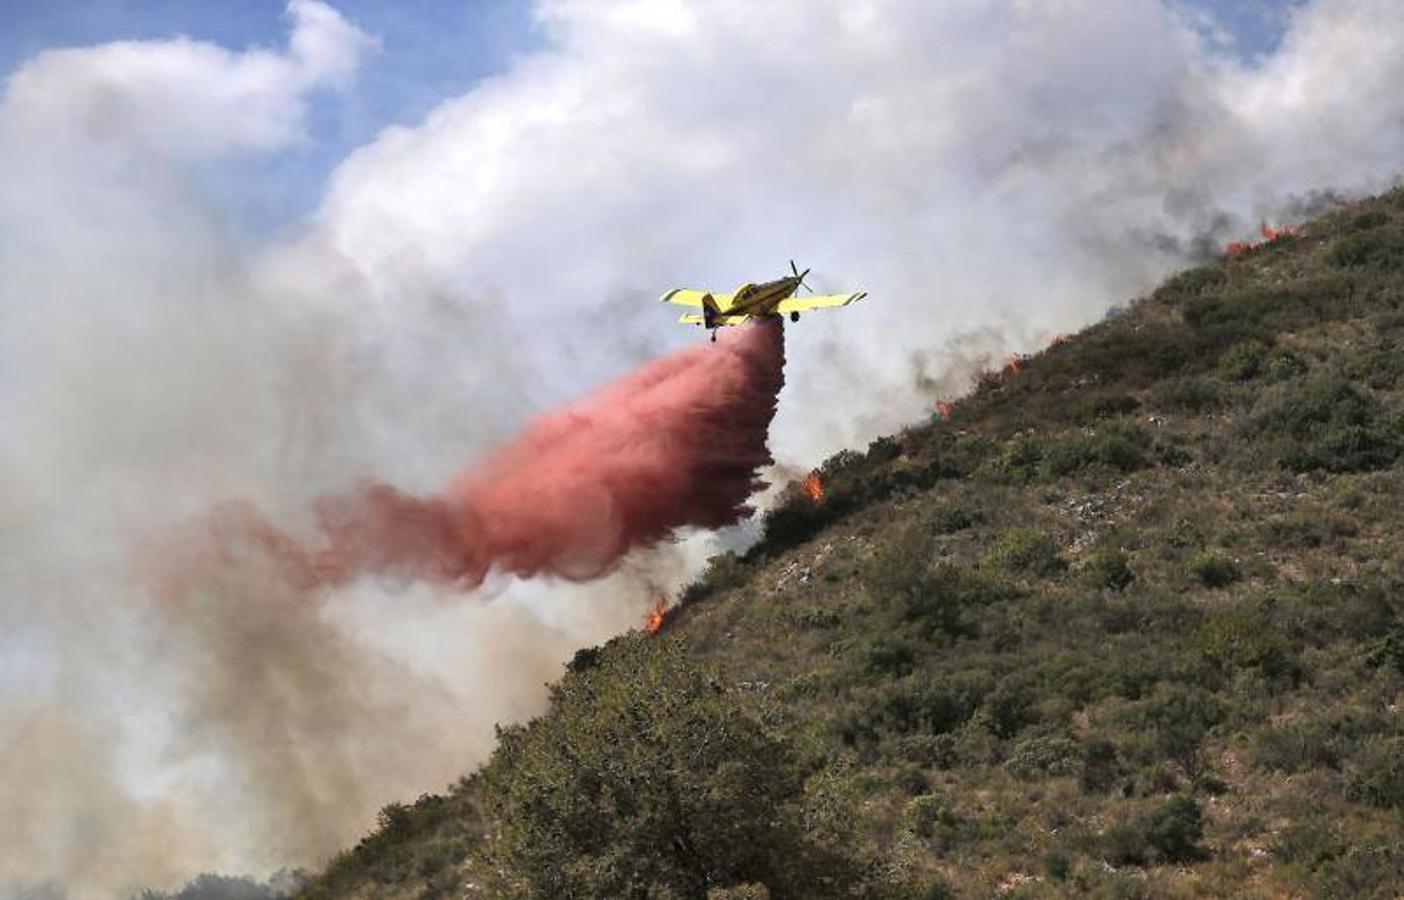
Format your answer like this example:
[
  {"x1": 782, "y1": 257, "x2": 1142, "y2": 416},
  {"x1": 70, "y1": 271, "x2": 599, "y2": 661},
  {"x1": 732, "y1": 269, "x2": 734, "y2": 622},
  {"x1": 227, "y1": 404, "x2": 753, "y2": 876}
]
[{"x1": 4, "y1": 0, "x2": 1404, "y2": 895}]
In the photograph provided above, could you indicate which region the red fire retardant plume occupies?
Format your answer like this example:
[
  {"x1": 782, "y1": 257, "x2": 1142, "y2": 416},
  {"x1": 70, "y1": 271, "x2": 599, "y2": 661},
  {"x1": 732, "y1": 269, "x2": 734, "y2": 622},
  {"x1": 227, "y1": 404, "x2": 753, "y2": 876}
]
[{"x1": 174, "y1": 319, "x2": 787, "y2": 594}]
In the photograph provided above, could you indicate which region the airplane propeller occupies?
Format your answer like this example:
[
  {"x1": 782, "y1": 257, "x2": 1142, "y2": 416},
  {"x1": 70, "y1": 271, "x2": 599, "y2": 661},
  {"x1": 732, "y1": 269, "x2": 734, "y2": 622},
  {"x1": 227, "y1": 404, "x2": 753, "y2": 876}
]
[{"x1": 790, "y1": 259, "x2": 814, "y2": 293}]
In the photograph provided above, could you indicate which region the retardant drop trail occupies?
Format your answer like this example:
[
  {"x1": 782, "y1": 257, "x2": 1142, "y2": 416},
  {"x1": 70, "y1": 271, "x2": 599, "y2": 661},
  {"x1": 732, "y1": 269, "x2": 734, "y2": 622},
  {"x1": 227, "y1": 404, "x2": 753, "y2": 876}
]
[{"x1": 157, "y1": 318, "x2": 786, "y2": 597}]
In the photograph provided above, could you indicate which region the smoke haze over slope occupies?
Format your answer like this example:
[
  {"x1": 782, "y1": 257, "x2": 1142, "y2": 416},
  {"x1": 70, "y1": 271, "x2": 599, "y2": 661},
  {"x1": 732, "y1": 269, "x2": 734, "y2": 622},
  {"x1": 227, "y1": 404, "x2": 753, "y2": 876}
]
[{"x1": 4, "y1": 0, "x2": 1404, "y2": 894}]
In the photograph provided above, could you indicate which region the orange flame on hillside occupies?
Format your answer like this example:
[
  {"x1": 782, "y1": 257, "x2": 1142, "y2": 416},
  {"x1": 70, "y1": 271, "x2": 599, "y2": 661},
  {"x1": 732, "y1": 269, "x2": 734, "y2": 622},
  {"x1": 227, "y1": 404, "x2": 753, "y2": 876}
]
[
  {"x1": 1227, "y1": 221, "x2": 1297, "y2": 256},
  {"x1": 802, "y1": 472, "x2": 824, "y2": 502},
  {"x1": 1005, "y1": 354, "x2": 1024, "y2": 375},
  {"x1": 644, "y1": 596, "x2": 667, "y2": 635},
  {"x1": 934, "y1": 400, "x2": 953, "y2": 421}
]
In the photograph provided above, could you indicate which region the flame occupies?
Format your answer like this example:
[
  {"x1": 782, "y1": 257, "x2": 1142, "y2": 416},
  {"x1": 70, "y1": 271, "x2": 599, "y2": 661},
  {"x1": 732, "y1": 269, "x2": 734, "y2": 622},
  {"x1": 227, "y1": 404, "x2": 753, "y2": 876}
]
[
  {"x1": 934, "y1": 400, "x2": 953, "y2": 420},
  {"x1": 644, "y1": 596, "x2": 667, "y2": 635},
  {"x1": 1227, "y1": 221, "x2": 1297, "y2": 256},
  {"x1": 1005, "y1": 354, "x2": 1024, "y2": 375},
  {"x1": 802, "y1": 472, "x2": 824, "y2": 502}
]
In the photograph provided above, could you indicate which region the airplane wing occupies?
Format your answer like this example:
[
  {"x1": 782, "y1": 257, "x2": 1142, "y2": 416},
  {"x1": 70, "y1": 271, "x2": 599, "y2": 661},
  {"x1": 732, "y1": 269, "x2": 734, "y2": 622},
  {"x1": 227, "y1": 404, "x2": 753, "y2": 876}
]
[
  {"x1": 678, "y1": 313, "x2": 751, "y2": 325},
  {"x1": 776, "y1": 292, "x2": 867, "y2": 313},
  {"x1": 660, "y1": 288, "x2": 733, "y2": 309}
]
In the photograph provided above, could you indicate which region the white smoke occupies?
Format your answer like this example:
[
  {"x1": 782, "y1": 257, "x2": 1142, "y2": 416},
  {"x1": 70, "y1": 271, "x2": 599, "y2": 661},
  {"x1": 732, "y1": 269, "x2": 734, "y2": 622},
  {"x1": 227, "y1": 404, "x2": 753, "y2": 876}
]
[
  {"x1": 3, "y1": 0, "x2": 1404, "y2": 894},
  {"x1": 1, "y1": 0, "x2": 371, "y2": 159}
]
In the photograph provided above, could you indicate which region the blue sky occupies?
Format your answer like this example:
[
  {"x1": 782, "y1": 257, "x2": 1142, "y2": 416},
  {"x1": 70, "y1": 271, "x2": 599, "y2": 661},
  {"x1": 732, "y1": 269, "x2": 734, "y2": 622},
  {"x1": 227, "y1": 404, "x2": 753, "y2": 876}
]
[
  {"x1": 0, "y1": 0, "x2": 542, "y2": 230},
  {"x1": 0, "y1": 0, "x2": 1295, "y2": 233},
  {"x1": 1184, "y1": 0, "x2": 1306, "y2": 56}
]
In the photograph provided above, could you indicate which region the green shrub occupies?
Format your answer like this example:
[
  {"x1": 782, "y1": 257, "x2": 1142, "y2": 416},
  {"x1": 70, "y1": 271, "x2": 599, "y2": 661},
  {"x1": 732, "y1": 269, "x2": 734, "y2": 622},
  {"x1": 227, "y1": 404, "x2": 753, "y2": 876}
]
[
  {"x1": 849, "y1": 678, "x2": 985, "y2": 740},
  {"x1": 862, "y1": 530, "x2": 991, "y2": 638},
  {"x1": 685, "y1": 552, "x2": 753, "y2": 602},
  {"x1": 1043, "y1": 423, "x2": 1152, "y2": 477},
  {"x1": 1261, "y1": 510, "x2": 1359, "y2": 549},
  {"x1": 891, "y1": 734, "x2": 958, "y2": 769},
  {"x1": 1165, "y1": 518, "x2": 1205, "y2": 550},
  {"x1": 1073, "y1": 324, "x2": 1191, "y2": 383},
  {"x1": 1149, "y1": 376, "x2": 1227, "y2": 413},
  {"x1": 1191, "y1": 605, "x2": 1299, "y2": 683},
  {"x1": 901, "y1": 794, "x2": 956, "y2": 839},
  {"x1": 863, "y1": 546, "x2": 1008, "y2": 640},
  {"x1": 1083, "y1": 547, "x2": 1135, "y2": 591},
  {"x1": 1185, "y1": 274, "x2": 1361, "y2": 350},
  {"x1": 990, "y1": 433, "x2": 1044, "y2": 481},
  {"x1": 1217, "y1": 340, "x2": 1268, "y2": 381},
  {"x1": 1250, "y1": 721, "x2": 1343, "y2": 773},
  {"x1": 1104, "y1": 795, "x2": 1206, "y2": 866},
  {"x1": 1156, "y1": 440, "x2": 1196, "y2": 468},
  {"x1": 985, "y1": 529, "x2": 1067, "y2": 577},
  {"x1": 794, "y1": 606, "x2": 843, "y2": 630},
  {"x1": 1328, "y1": 230, "x2": 1404, "y2": 269},
  {"x1": 1280, "y1": 577, "x2": 1399, "y2": 646},
  {"x1": 142, "y1": 874, "x2": 292, "y2": 900},
  {"x1": 1280, "y1": 422, "x2": 1402, "y2": 474},
  {"x1": 1251, "y1": 706, "x2": 1388, "y2": 774},
  {"x1": 1188, "y1": 552, "x2": 1240, "y2": 588},
  {"x1": 1271, "y1": 822, "x2": 1343, "y2": 868},
  {"x1": 1074, "y1": 393, "x2": 1142, "y2": 423},
  {"x1": 1251, "y1": 376, "x2": 1377, "y2": 438},
  {"x1": 758, "y1": 497, "x2": 835, "y2": 556},
  {"x1": 1348, "y1": 210, "x2": 1391, "y2": 232},
  {"x1": 1314, "y1": 846, "x2": 1404, "y2": 899},
  {"x1": 1141, "y1": 795, "x2": 1207, "y2": 862},
  {"x1": 566, "y1": 646, "x2": 603, "y2": 673},
  {"x1": 477, "y1": 638, "x2": 873, "y2": 898},
  {"x1": 1044, "y1": 851, "x2": 1071, "y2": 882},
  {"x1": 1079, "y1": 739, "x2": 1122, "y2": 794},
  {"x1": 862, "y1": 636, "x2": 918, "y2": 676},
  {"x1": 1005, "y1": 736, "x2": 1082, "y2": 779},
  {"x1": 1345, "y1": 738, "x2": 1404, "y2": 809},
  {"x1": 867, "y1": 434, "x2": 902, "y2": 463},
  {"x1": 1160, "y1": 264, "x2": 1227, "y2": 297},
  {"x1": 375, "y1": 802, "x2": 413, "y2": 839},
  {"x1": 1263, "y1": 348, "x2": 1309, "y2": 381},
  {"x1": 1184, "y1": 287, "x2": 1294, "y2": 348},
  {"x1": 895, "y1": 765, "x2": 930, "y2": 796},
  {"x1": 917, "y1": 880, "x2": 956, "y2": 900},
  {"x1": 1136, "y1": 685, "x2": 1225, "y2": 777},
  {"x1": 975, "y1": 680, "x2": 1037, "y2": 739},
  {"x1": 911, "y1": 679, "x2": 987, "y2": 734},
  {"x1": 929, "y1": 504, "x2": 978, "y2": 534},
  {"x1": 1367, "y1": 618, "x2": 1404, "y2": 674},
  {"x1": 708, "y1": 885, "x2": 770, "y2": 900}
]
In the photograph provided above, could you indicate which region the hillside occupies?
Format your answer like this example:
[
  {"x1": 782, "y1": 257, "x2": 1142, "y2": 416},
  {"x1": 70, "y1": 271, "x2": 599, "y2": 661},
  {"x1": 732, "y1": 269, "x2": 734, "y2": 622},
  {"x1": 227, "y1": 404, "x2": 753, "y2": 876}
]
[{"x1": 296, "y1": 188, "x2": 1404, "y2": 899}]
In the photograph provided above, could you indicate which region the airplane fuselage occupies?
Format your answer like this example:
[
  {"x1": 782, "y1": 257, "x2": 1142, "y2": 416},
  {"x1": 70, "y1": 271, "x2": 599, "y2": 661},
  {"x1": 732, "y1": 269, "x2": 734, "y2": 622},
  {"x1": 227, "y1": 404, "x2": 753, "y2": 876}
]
[{"x1": 724, "y1": 275, "x2": 803, "y2": 316}]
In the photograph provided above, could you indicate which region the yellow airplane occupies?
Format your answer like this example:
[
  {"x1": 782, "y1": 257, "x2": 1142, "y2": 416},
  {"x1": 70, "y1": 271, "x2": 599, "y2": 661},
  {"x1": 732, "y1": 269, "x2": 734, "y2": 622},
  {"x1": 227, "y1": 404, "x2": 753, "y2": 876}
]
[{"x1": 660, "y1": 261, "x2": 867, "y2": 340}]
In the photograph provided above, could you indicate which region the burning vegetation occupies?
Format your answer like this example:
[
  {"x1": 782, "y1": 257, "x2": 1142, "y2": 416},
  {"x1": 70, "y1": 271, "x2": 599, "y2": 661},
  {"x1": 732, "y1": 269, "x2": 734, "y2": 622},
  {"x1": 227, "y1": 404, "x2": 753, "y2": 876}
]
[
  {"x1": 1226, "y1": 220, "x2": 1298, "y2": 256},
  {"x1": 801, "y1": 472, "x2": 825, "y2": 502},
  {"x1": 643, "y1": 597, "x2": 667, "y2": 635}
]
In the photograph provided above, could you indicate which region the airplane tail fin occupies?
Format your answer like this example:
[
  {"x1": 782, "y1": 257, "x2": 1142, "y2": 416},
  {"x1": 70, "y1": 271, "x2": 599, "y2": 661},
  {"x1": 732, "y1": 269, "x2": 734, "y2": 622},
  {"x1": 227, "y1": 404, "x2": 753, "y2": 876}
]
[{"x1": 701, "y1": 293, "x2": 721, "y2": 329}]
